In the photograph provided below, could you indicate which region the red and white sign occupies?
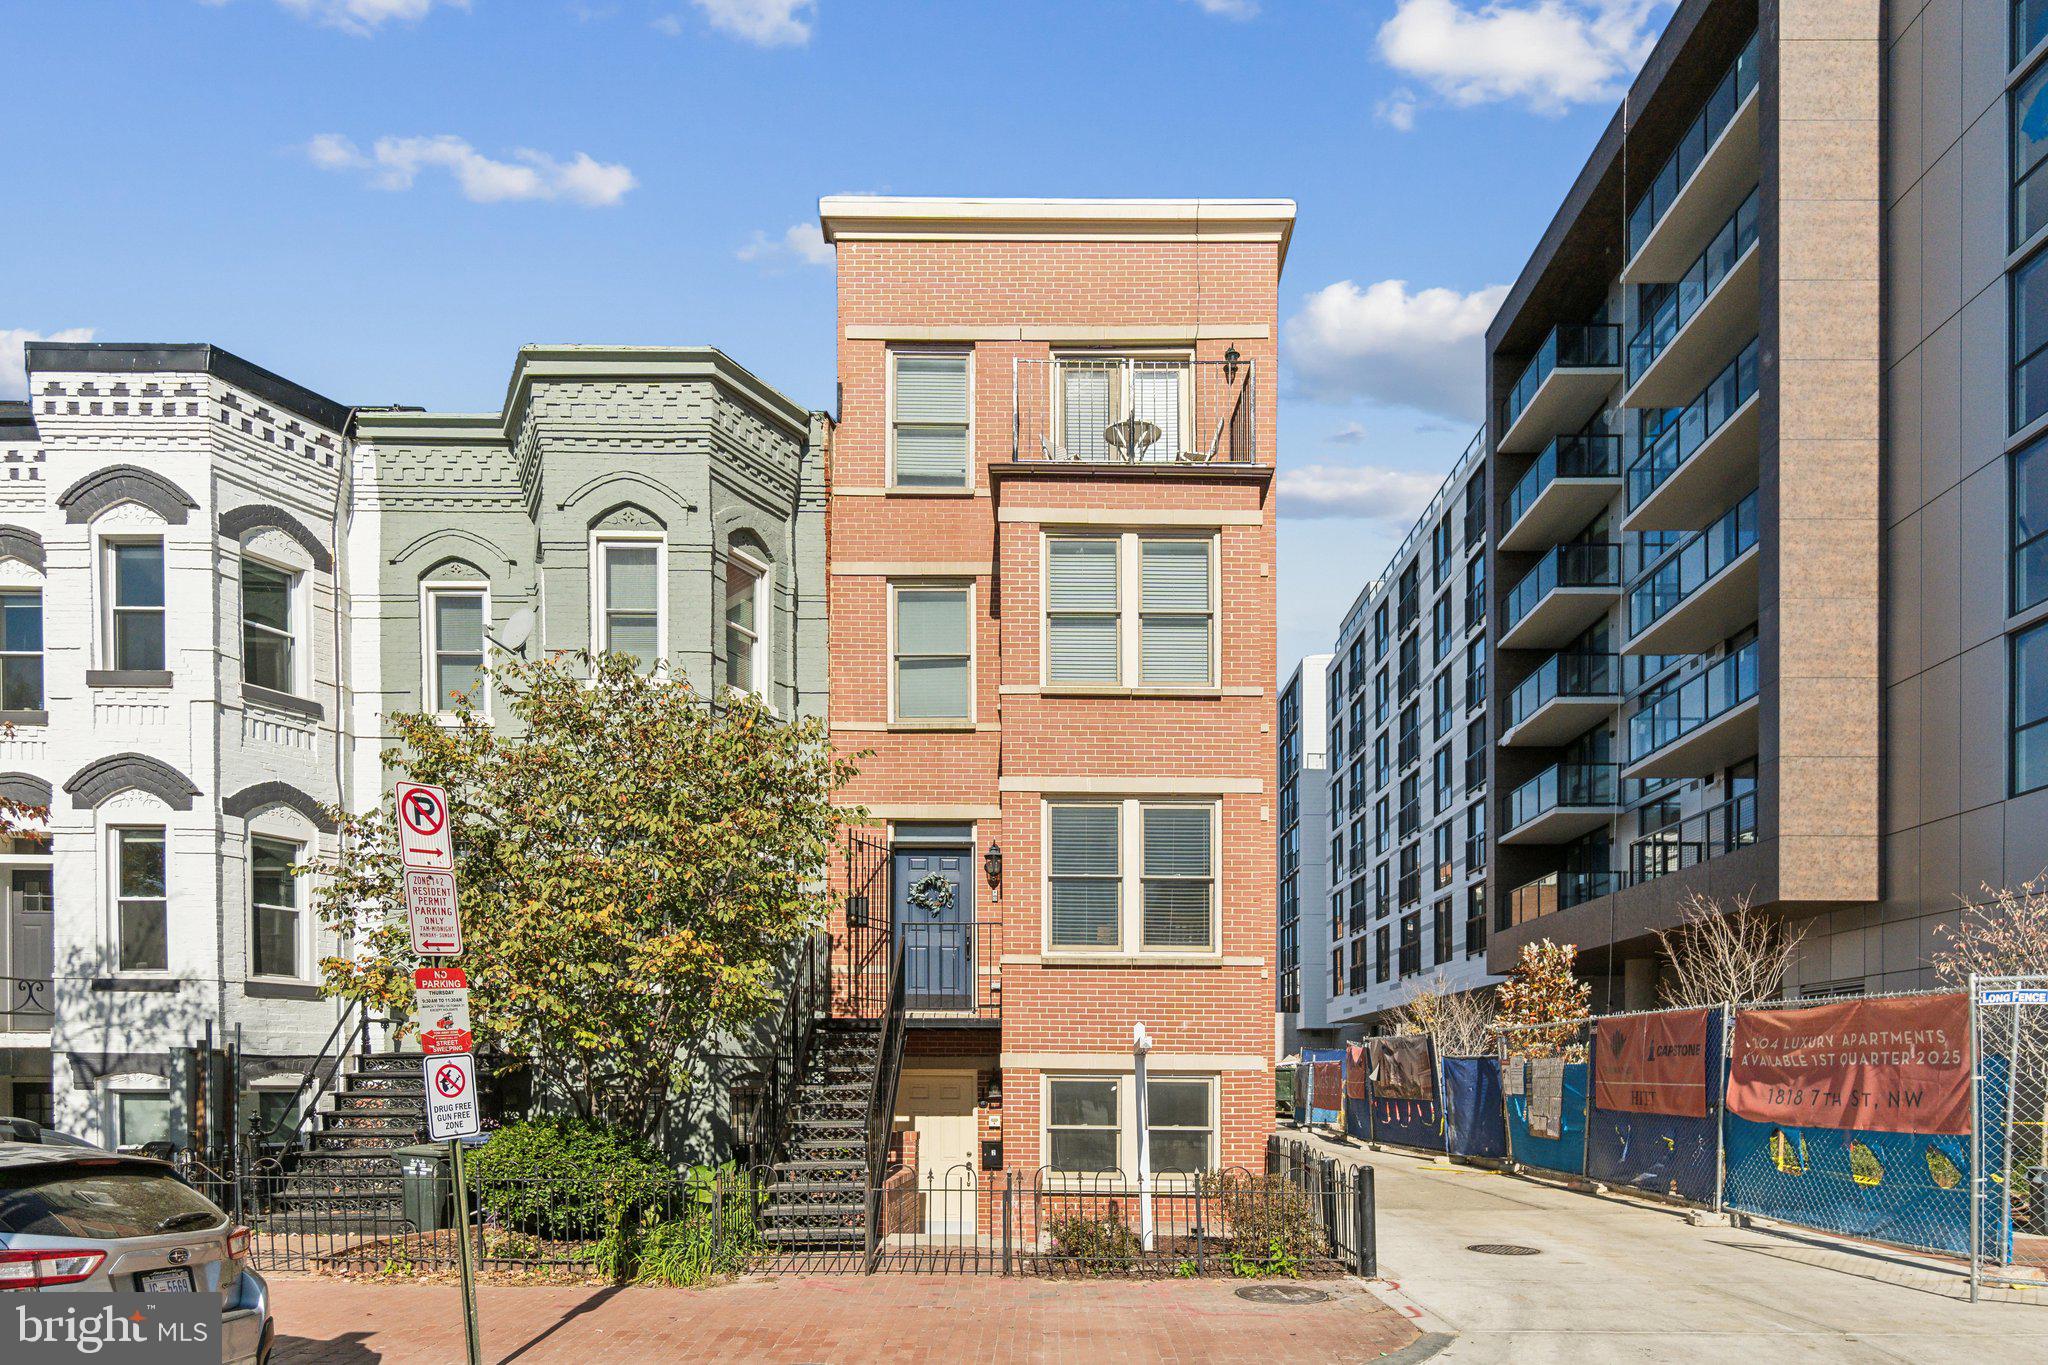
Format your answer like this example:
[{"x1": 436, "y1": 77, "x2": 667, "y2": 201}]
[
  {"x1": 395, "y1": 781, "x2": 453, "y2": 872},
  {"x1": 413, "y1": 966, "x2": 474, "y2": 1057},
  {"x1": 425, "y1": 1053, "x2": 481, "y2": 1141},
  {"x1": 1728, "y1": 993, "x2": 1972, "y2": 1135},
  {"x1": 404, "y1": 868, "x2": 463, "y2": 957}
]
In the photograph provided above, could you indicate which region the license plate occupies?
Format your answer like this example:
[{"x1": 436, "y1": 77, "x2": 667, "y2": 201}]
[{"x1": 139, "y1": 1267, "x2": 194, "y2": 1293}]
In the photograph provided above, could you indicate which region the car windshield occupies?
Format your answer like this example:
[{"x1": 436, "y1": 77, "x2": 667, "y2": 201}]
[{"x1": 0, "y1": 1165, "x2": 228, "y2": 1239}]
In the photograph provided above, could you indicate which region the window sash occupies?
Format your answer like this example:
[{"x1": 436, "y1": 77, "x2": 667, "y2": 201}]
[
  {"x1": 892, "y1": 353, "x2": 970, "y2": 487},
  {"x1": 251, "y1": 837, "x2": 301, "y2": 979},
  {"x1": 1047, "y1": 533, "x2": 1216, "y2": 687},
  {"x1": 429, "y1": 591, "x2": 486, "y2": 710},
  {"x1": 0, "y1": 592, "x2": 43, "y2": 710},
  {"x1": 1144, "y1": 1078, "x2": 1212, "y2": 1174},
  {"x1": 603, "y1": 543, "x2": 662, "y2": 671},
  {"x1": 1049, "y1": 803, "x2": 1120, "y2": 949},
  {"x1": 115, "y1": 828, "x2": 167, "y2": 973},
  {"x1": 1050, "y1": 799, "x2": 1216, "y2": 953},
  {"x1": 894, "y1": 586, "x2": 971, "y2": 719},
  {"x1": 1048, "y1": 1077, "x2": 1119, "y2": 1174},
  {"x1": 1139, "y1": 539, "x2": 1212, "y2": 686},
  {"x1": 1048, "y1": 537, "x2": 1120, "y2": 684},
  {"x1": 243, "y1": 561, "x2": 295, "y2": 692},
  {"x1": 109, "y1": 541, "x2": 166, "y2": 673}
]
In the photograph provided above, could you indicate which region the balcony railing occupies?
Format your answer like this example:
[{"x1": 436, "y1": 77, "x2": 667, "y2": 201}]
[
  {"x1": 1629, "y1": 790, "x2": 1758, "y2": 883},
  {"x1": 1508, "y1": 868, "x2": 1624, "y2": 926},
  {"x1": 1626, "y1": 32, "x2": 1761, "y2": 260},
  {"x1": 900, "y1": 913, "x2": 1003, "y2": 1023},
  {"x1": 1011, "y1": 356, "x2": 1255, "y2": 465},
  {"x1": 1505, "y1": 761, "x2": 1618, "y2": 832},
  {"x1": 1504, "y1": 542, "x2": 1622, "y2": 635},
  {"x1": 1507, "y1": 650, "x2": 1619, "y2": 732},
  {"x1": 1627, "y1": 640, "x2": 1759, "y2": 764},
  {"x1": 1, "y1": 975, "x2": 52, "y2": 1033},
  {"x1": 1626, "y1": 337, "x2": 1760, "y2": 511},
  {"x1": 1500, "y1": 323, "x2": 1623, "y2": 435},
  {"x1": 1627, "y1": 187, "x2": 1760, "y2": 383},
  {"x1": 1504, "y1": 434, "x2": 1622, "y2": 532},
  {"x1": 1627, "y1": 489, "x2": 1759, "y2": 639}
]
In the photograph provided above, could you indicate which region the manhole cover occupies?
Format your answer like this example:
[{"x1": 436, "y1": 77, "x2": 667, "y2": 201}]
[
  {"x1": 1235, "y1": 1285, "x2": 1334, "y2": 1304},
  {"x1": 1466, "y1": 1243, "x2": 1541, "y2": 1256}
]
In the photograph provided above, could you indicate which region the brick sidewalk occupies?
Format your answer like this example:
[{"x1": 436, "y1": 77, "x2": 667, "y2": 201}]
[{"x1": 270, "y1": 1273, "x2": 1417, "y2": 1363}]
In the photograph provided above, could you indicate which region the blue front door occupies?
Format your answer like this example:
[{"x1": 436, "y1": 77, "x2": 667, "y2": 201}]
[{"x1": 892, "y1": 846, "x2": 973, "y2": 1014}]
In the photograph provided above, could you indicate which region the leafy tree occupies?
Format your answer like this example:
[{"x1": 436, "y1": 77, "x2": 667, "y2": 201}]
[
  {"x1": 1493, "y1": 939, "x2": 1591, "y2": 1059},
  {"x1": 312, "y1": 650, "x2": 861, "y2": 1140}
]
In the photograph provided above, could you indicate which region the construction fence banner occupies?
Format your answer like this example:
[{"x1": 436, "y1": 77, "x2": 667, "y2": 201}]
[
  {"x1": 1586, "y1": 1006, "x2": 1724, "y2": 1205},
  {"x1": 1303, "y1": 1047, "x2": 1345, "y2": 1127},
  {"x1": 1366, "y1": 1035, "x2": 1444, "y2": 1150},
  {"x1": 1721, "y1": 991, "x2": 1977, "y2": 1258},
  {"x1": 1444, "y1": 1055, "x2": 1508, "y2": 1160},
  {"x1": 1499, "y1": 1020, "x2": 1591, "y2": 1179}
]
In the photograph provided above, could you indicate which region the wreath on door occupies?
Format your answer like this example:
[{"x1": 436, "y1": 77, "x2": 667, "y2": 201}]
[{"x1": 908, "y1": 871, "x2": 955, "y2": 916}]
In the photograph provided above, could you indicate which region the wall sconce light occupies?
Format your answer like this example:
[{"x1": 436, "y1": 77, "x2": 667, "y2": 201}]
[
  {"x1": 1222, "y1": 345, "x2": 1242, "y2": 385},
  {"x1": 983, "y1": 842, "x2": 1003, "y2": 889}
]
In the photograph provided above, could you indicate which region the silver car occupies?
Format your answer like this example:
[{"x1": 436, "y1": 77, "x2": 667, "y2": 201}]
[{"x1": 0, "y1": 1141, "x2": 273, "y2": 1363}]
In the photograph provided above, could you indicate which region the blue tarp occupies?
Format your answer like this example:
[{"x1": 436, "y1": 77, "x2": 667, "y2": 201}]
[
  {"x1": 1344, "y1": 1095, "x2": 1372, "y2": 1141},
  {"x1": 1302, "y1": 1047, "x2": 1345, "y2": 1127},
  {"x1": 1505, "y1": 1060, "x2": 1589, "y2": 1176},
  {"x1": 1371, "y1": 1095, "x2": 1444, "y2": 1151},
  {"x1": 1444, "y1": 1056, "x2": 1508, "y2": 1159},
  {"x1": 1585, "y1": 1011, "x2": 1723, "y2": 1204}
]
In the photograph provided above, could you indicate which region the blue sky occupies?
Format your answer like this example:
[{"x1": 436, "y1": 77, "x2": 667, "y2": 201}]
[{"x1": 3, "y1": 0, "x2": 1676, "y2": 675}]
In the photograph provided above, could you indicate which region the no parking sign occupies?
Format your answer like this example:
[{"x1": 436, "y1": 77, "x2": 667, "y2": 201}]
[{"x1": 396, "y1": 781, "x2": 454, "y2": 872}]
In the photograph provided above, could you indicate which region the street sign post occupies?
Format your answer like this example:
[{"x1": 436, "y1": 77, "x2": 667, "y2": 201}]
[
  {"x1": 395, "y1": 781, "x2": 454, "y2": 872},
  {"x1": 413, "y1": 967, "x2": 473, "y2": 1056},
  {"x1": 404, "y1": 869, "x2": 463, "y2": 957}
]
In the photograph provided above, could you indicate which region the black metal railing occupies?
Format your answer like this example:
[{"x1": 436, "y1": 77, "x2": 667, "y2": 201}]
[
  {"x1": 901, "y1": 913, "x2": 1002, "y2": 1022},
  {"x1": 837, "y1": 830, "x2": 893, "y2": 1018},
  {"x1": 1626, "y1": 30, "x2": 1760, "y2": 260},
  {"x1": 864, "y1": 932, "x2": 909, "y2": 1271},
  {"x1": 1505, "y1": 761, "x2": 1619, "y2": 831},
  {"x1": 1503, "y1": 542, "x2": 1622, "y2": 635},
  {"x1": 1628, "y1": 186, "x2": 1760, "y2": 383},
  {"x1": 1500, "y1": 322, "x2": 1623, "y2": 434},
  {"x1": 243, "y1": 997, "x2": 370, "y2": 1165},
  {"x1": 749, "y1": 932, "x2": 831, "y2": 1169},
  {"x1": 1630, "y1": 790, "x2": 1758, "y2": 883},
  {"x1": 1011, "y1": 357, "x2": 1257, "y2": 464},
  {"x1": 1, "y1": 974, "x2": 52, "y2": 1032},
  {"x1": 1627, "y1": 489, "x2": 1759, "y2": 639},
  {"x1": 1626, "y1": 336, "x2": 1760, "y2": 510},
  {"x1": 1503, "y1": 433, "x2": 1622, "y2": 532},
  {"x1": 1506, "y1": 650, "x2": 1618, "y2": 732}
]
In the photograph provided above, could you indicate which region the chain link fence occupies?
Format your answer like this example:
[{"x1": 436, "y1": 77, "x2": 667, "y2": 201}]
[
  {"x1": 1973, "y1": 977, "x2": 2048, "y2": 1295},
  {"x1": 1495, "y1": 1018, "x2": 1592, "y2": 1180}
]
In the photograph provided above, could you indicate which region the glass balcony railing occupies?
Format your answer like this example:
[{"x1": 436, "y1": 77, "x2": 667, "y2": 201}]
[
  {"x1": 1628, "y1": 187, "x2": 1760, "y2": 383},
  {"x1": 1627, "y1": 640, "x2": 1759, "y2": 763},
  {"x1": 1629, "y1": 790, "x2": 1758, "y2": 883},
  {"x1": 1627, "y1": 337, "x2": 1760, "y2": 510},
  {"x1": 1507, "y1": 651, "x2": 1619, "y2": 732},
  {"x1": 1504, "y1": 542, "x2": 1622, "y2": 635},
  {"x1": 1509, "y1": 867, "x2": 1624, "y2": 925},
  {"x1": 1500, "y1": 323, "x2": 1623, "y2": 435},
  {"x1": 1504, "y1": 434, "x2": 1622, "y2": 531},
  {"x1": 1627, "y1": 490, "x2": 1759, "y2": 639},
  {"x1": 1506, "y1": 761, "x2": 1619, "y2": 831},
  {"x1": 1627, "y1": 32, "x2": 1761, "y2": 261}
]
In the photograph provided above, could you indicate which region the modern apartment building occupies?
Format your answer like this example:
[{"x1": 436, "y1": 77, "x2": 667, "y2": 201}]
[
  {"x1": 1308, "y1": 433, "x2": 1499, "y2": 1038},
  {"x1": 0, "y1": 340, "x2": 827, "y2": 1152},
  {"x1": 1482, "y1": 0, "x2": 2018, "y2": 1004},
  {"x1": 1276, "y1": 653, "x2": 1331, "y2": 1055},
  {"x1": 818, "y1": 196, "x2": 1290, "y2": 1216}
]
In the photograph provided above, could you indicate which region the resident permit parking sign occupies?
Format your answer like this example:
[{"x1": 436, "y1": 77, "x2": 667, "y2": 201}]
[
  {"x1": 425, "y1": 1053, "x2": 481, "y2": 1141},
  {"x1": 404, "y1": 868, "x2": 463, "y2": 957},
  {"x1": 413, "y1": 966, "x2": 474, "y2": 1056},
  {"x1": 396, "y1": 781, "x2": 454, "y2": 871}
]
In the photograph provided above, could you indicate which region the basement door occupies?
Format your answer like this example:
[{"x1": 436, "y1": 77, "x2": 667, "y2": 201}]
[
  {"x1": 899, "y1": 1071, "x2": 977, "y2": 1237},
  {"x1": 3, "y1": 869, "x2": 51, "y2": 1032},
  {"x1": 891, "y1": 846, "x2": 973, "y2": 1015}
]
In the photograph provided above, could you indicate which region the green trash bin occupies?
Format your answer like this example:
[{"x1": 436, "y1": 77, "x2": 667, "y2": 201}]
[{"x1": 394, "y1": 1143, "x2": 451, "y2": 1232}]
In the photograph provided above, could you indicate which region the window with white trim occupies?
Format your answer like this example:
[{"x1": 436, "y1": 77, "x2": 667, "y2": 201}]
[
  {"x1": 598, "y1": 538, "x2": 662, "y2": 672},
  {"x1": 1048, "y1": 1077, "x2": 1120, "y2": 1173},
  {"x1": 1145, "y1": 1078, "x2": 1214, "y2": 1174},
  {"x1": 250, "y1": 836, "x2": 301, "y2": 979},
  {"x1": 114, "y1": 827, "x2": 167, "y2": 973},
  {"x1": 1044, "y1": 533, "x2": 1214, "y2": 687},
  {"x1": 892, "y1": 583, "x2": 971, "y2": 720},
  {"x1": 1044, "y1": 1074, "x2": 1218, "y2": 1178},
  {"x1": 106, "y1": 539, "x2": 165, "y2": 671},
  {"x1": 0, "y1": 590, "x2": 42, "y2": 710},
  {"x1": 113, "y1": 1088, "x2": 172, "y2": 1149},
  {"x1": 1046, "y1": 798, "x2": 1217, "y2": 953},
  {"x1": 424, "y1": 587, "x2": 487, "y2": 712},
  {"x1": 1056, "y1": 354, "x2": 1191, "y2": 462},
  {"x1": 724, "y1": 552, "x2": 767, "y2": 696},
  {"x1": 241, "y1": 558, "x2": 297, "y2": 693},
  {"x1": 890, "y1": 351, "x2": 971, "y2": 488}
]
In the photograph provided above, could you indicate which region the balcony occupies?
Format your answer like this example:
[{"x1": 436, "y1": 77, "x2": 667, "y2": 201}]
[
  {"x1": 1501, "y1": 761, "x2": 1620, "y2": 844},
  {"x1": 1625, "y1": 490, "x2": 1759, "y2": 655},
  {"x1": 1623, "y1": 641, "x2": 1760, "y2": 780},
  {"x1": 1497, "y1": 323, "x2": 1624, "y2": 455},
  {"x1": 1624, "y1": 32, "x2": 1761, "y2": 284},
  {"x1": 901, "y1": 914, "x2": 1002, "y2": 1024},
  {"x1": 1011, "y1": 356, "x2": 1255, "y2": 465},
  {"x1": 1509, "y1": 868, "x2": 1624, "y2": 925},
  {"x1": 1, "y1": 974, "x2": 52, "y2": 1034},
  {"x1": 1623, "y1": 338, "x2": 1760, "y2": 534},
  {"x1": 1502, "y1": 651, "x2": 1619, "y2": 747},
  {"x1": 1500, "y1": 542, "x2": 1622, "y2": 651},
  {"x1": 1624, "y1": 189, "x2": 1760, "y2": 408},
  {"x1": 1500, "y1": 434, "x2": 1622, "y2": 552},
  {"x1": 1628, "y1": 790, "x2": 1758, "y2": 884}
]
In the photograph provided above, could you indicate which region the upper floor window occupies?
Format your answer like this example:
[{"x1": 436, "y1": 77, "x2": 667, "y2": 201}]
[
  {"x1": 242, "y1": 559, "x2": 296, "y2": 693},
  {"x1": 1045, "y1": 534, "x2": 1214, "y2": 688},
  {"x1": 425, "y1": 586, "x2": 486, "y2": 713},
  {"x1": 2020, "y1": 0, "x2": 2048, "y2": 66},
  {"x1": 0, "y1": 591, "x2": 42, "y2": 711},
  {"x1": 2014, "y1": 621, "x2": 2048, "y2": 795},
  {"x1": 892, "y1": 584, "x2": 971, "y2": 720},
  {"x1": 2015, "y1": 61, "x2": 2048, "y2": 248},
  {"x1": 114, "y1": 826, "x2": 167, "y2": 973},
  {"x1": 1058, "y1": 354, "x2": 1190, "y2": 463},
  {"x1": 723, "y1": 551, "x2": 767, "y2": 696},
  {"x1": 2015, "y1": 250, "x2": 2048, "y2": 432},
  {"x1": 250, "y1": 836, "x2": 302, "y2": 979},
  {"x1": 2016, "y1": 434, "x2": 2048, "y2": 613},
  {"x1": 1046, "y1": 798, "x2": 1216, "y2": 953},
  {"x1": 891, "y1": 351, "x2": 971, "y2": 488},
  {"x1": 106, "y1": 540, "x2": 165, "y2": 672},
  {"x1": 597, "y1": 538, "x2": 662, "y2": 673}
]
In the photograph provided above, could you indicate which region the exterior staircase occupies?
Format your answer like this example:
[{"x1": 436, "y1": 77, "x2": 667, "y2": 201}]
[
  {"x1": 759, "y1": 1019, "x2": 884, "y2": 1250},
  {"x1": 264, "y1": 1053, "x2": 425, "y2": 1229}
]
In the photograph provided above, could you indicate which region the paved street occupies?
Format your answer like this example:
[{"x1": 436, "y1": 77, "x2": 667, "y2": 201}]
[
  {"x1": 1283, "y1": 1128, "x2": 2048, "y2": 1363},
  {"x1": 269, "y1": 1271, "x2": 1420, "y2": 1363}
]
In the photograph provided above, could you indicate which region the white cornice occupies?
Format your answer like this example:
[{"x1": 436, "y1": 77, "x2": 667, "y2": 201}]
[{"x1": 818, "y1": 196, "x2": 1297, "y2": 268}]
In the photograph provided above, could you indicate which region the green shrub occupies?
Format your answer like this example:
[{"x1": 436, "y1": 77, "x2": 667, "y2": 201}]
[
  {"x1": 1047, "y1": 1212, "x2": 1141, "y2": 1268},
  {"x1": 466, "y1": 1118, "x2": 680, "y2": 1243},
  {"x1": 1201, "y1": 1174, "x2": 1324, "y2": 1276},
  {"x1": 633, "y1": 1169, "x2": 762, "y2": 1287}
]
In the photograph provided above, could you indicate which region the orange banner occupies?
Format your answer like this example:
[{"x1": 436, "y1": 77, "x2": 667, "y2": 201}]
[
  {"x1": 1344, "y1": 1043, "x2": 1368, "y2": 1100},
  {"x1": 1727, "y1": 993, "x2": 1971, "y2": 1135},
  {"x1": 1593, "y1": 1008, "x2": 1711, "y2": 1118}
]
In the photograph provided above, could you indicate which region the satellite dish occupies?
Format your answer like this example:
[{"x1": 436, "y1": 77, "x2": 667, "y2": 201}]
[{"x1": 492, "y1": 607, "x2": 535, "y2": 654}]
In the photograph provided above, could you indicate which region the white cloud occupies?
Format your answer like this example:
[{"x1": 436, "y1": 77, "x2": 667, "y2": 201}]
[
  {"x1": 1377, "y1": 0, "x2": 1673, "y2": 116},
  {"x1": 1328, "y1": 422, "x2": 1371, "y2": 445},
  {"x1": 738, "y1": 222, "x2": 834, "y2": 269},
  {"x1": 687, "y1": 0, "x2": 814, "y2": 46},
  {"x1": 305, "y1": 134, "x2": 638, "y2": 206},
  {"x1": 272, "y1": 0, "x2": 468, "y2": 37},
  {"x1": 1, "y1": 328, "x2": 96, "y2": 400},
  {"x1": 1283, "y1": 277, "x2": 1507, "y2": 421},
  {"x1": 1376, "y1": 89, "x2": 1419, "y2": 131},
  {"x1": 1182, "y1": 0, "x2": 1259, "y2": 18},
  {"x1": 1278, "y1": 464, "x2": 1442, "y2": 523}
]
